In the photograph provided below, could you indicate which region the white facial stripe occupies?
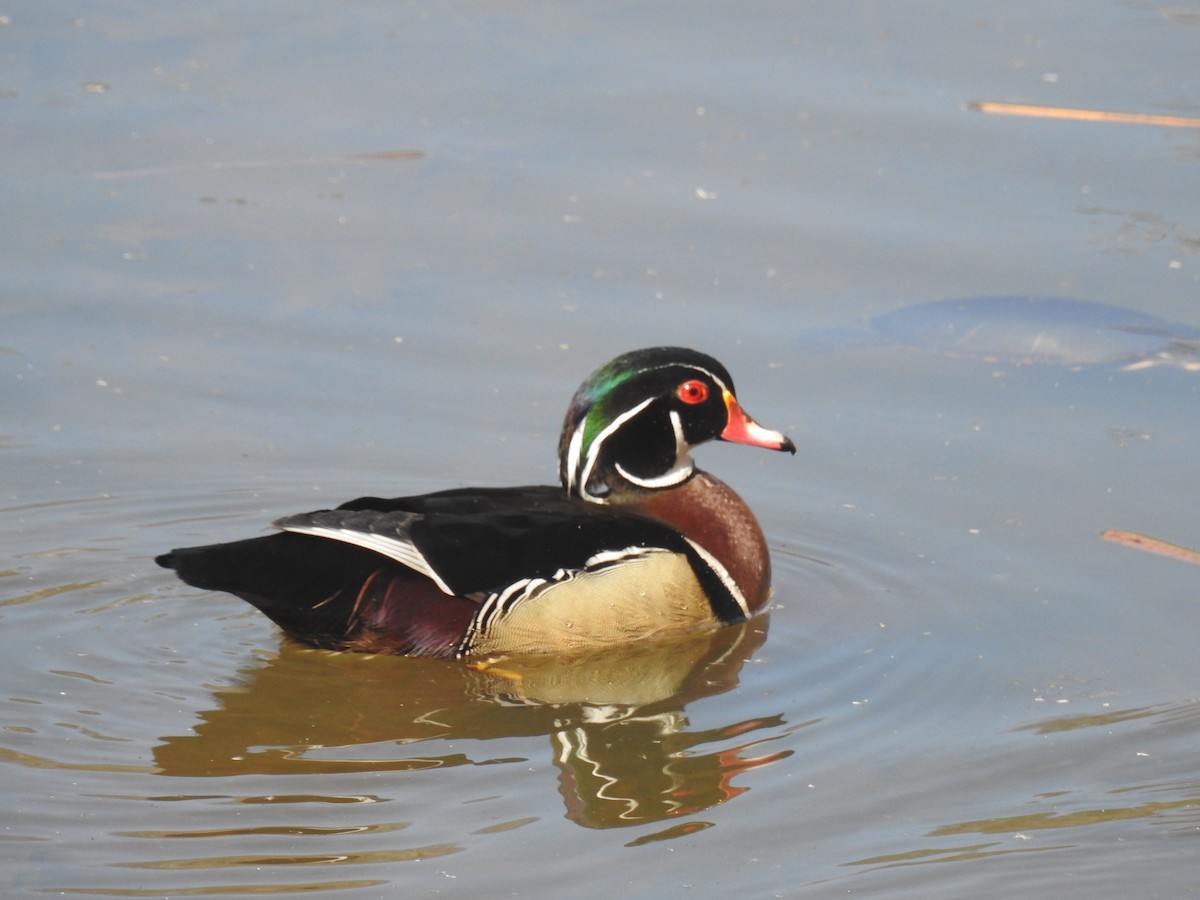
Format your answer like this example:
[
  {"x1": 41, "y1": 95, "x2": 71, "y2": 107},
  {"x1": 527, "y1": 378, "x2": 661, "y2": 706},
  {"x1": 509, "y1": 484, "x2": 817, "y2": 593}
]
[
  {"x1": 611, "y1": 409, "x2": 693, "y2": 489},
  {"x1": 564, "y1": 425, "x2": 585, "y2": 498},
  {"x1": 634, "y1": 360, "x2": 730, "y2": 394},
  {"x1": 668, "y1": 407, "x2": 684, "y2": 446},
  {"x1": 576, "y1": 395, "x2": 656, "y2": 502},
  {"x1": 613, "y1": 461, "x2": 693, "y2": 489}
]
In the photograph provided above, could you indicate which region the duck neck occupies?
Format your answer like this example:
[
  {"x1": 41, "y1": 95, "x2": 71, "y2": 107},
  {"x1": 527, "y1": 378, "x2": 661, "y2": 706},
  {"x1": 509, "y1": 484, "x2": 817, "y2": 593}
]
[{"x1": 612, "y1": 470, "x2": 772, "y2": 613}]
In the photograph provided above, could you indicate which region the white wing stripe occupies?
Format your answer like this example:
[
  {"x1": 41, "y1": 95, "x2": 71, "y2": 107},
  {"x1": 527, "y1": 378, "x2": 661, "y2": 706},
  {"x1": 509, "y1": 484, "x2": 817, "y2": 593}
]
[{"x1": 275, "y1": 523, "x2": 455, "y2": 595}]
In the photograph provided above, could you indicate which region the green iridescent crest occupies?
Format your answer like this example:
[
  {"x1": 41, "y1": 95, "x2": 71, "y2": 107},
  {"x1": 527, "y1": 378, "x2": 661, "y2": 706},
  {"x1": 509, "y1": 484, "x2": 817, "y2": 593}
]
[{"x1": 576, "y1": 367, "x2": 637, "y2": 453}]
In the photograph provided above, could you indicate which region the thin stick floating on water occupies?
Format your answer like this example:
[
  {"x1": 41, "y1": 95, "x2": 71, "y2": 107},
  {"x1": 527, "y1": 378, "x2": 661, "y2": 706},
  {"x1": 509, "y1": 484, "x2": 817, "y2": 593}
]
[
  {"x1": 92, "y1": 149, "x2": 425, "y2": 181},
  {"x1": 1101, "y1": 529, "x2": 1200, "y2": 566},
  {"x1": 969, "y1": 100, "x2": 1200, "y2": 129}
]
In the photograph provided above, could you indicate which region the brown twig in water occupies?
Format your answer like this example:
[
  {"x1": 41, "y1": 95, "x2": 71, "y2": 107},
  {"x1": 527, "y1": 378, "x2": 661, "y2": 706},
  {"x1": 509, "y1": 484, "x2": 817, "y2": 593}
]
[
  {"x1": 1101, "y1": 530, "x2": 1200, "y2": 566},
  {"x1": 969, "y1": 101, "x2": 1200, "y2": 129}
]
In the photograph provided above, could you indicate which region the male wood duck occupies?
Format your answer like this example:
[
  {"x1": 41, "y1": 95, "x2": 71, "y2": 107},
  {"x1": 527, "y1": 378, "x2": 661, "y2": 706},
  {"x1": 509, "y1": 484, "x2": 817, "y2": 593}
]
[{"x1": 157, "y1": 347, "x2": 794, "y2": 657}]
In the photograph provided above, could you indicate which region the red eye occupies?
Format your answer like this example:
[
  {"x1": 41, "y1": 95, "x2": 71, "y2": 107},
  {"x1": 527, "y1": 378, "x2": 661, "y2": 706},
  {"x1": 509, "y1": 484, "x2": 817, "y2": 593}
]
[{"x1": 676, "y1": 379, "x2": 709, "y2": 405}]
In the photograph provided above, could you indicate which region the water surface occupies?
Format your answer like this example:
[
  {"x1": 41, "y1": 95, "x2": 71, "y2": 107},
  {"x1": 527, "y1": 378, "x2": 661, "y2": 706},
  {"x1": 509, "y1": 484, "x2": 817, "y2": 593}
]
[{"x1": 4, "y1": 3, "x2": 1199, "y2": 897}]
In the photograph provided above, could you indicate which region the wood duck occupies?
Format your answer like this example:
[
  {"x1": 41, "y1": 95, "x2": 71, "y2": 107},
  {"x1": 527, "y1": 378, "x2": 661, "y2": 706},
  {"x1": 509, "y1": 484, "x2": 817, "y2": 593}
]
[{"x1": 157, "y1": 347, "x2": 794, "y2": 657}]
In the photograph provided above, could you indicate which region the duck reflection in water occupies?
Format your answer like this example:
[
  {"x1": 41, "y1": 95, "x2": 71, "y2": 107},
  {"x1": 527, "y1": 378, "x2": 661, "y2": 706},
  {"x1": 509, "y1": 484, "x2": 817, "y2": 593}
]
[{"x1": 153, "y1": 618, "x2": 792, "y2": 829}]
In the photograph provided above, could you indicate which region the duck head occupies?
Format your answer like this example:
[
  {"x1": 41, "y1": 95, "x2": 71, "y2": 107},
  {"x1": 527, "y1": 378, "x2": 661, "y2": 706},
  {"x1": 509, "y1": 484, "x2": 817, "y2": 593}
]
[{"x1": 558, "y1": 347, "x2": 795, "y2": 503}]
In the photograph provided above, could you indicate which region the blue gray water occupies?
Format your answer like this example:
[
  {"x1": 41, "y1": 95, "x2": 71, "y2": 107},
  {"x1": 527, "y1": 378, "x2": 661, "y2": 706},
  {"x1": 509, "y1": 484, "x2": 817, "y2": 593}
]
[{"x1": 4, "y1": 3, "x2": 1199, "y2": 897}]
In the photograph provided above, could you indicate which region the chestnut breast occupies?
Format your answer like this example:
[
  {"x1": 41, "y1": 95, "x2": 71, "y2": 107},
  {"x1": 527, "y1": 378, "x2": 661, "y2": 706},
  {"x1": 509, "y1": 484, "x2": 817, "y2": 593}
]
[{"x1": 630, "y1": 470, "x2": 773, "y2": 612}]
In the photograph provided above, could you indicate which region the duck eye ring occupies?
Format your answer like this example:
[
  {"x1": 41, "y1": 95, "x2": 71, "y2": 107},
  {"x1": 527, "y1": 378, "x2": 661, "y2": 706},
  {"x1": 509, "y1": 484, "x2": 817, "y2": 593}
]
[{"x1": 675, "y1": 379, "x2": 709, "y2": 405}]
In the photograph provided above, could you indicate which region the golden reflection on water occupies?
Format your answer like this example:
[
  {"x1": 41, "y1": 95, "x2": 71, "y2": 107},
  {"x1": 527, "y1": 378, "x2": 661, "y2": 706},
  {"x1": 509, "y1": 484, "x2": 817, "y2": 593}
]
[
  {"x1": 116, "y1": 843, "x2": 461, "y2": 868},
  {"x1": 843, "y1": 700, "x2": 1200, "y2": 876},
  {"x1": 1011, "y1": 704, "x2": 1165, "y2": 735},
  {"x1": 844, "y1": 841, "x2": 1072, "y2": 870},
  {"x1": 153, "y1": 618, "x2": 785, "y2": 829},
  {"x1": 930, "y1": 788, "x2": 1200, "y2": 835},
  {"x1": 50, "y1": 880, "x2": 392, "y2": 896},
  {"x1": 0, "y1": 578, "x2": 107, "y2": 607},
  {"x1": 31, "y1": 622, "x2": 790, "y2": 895}
]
